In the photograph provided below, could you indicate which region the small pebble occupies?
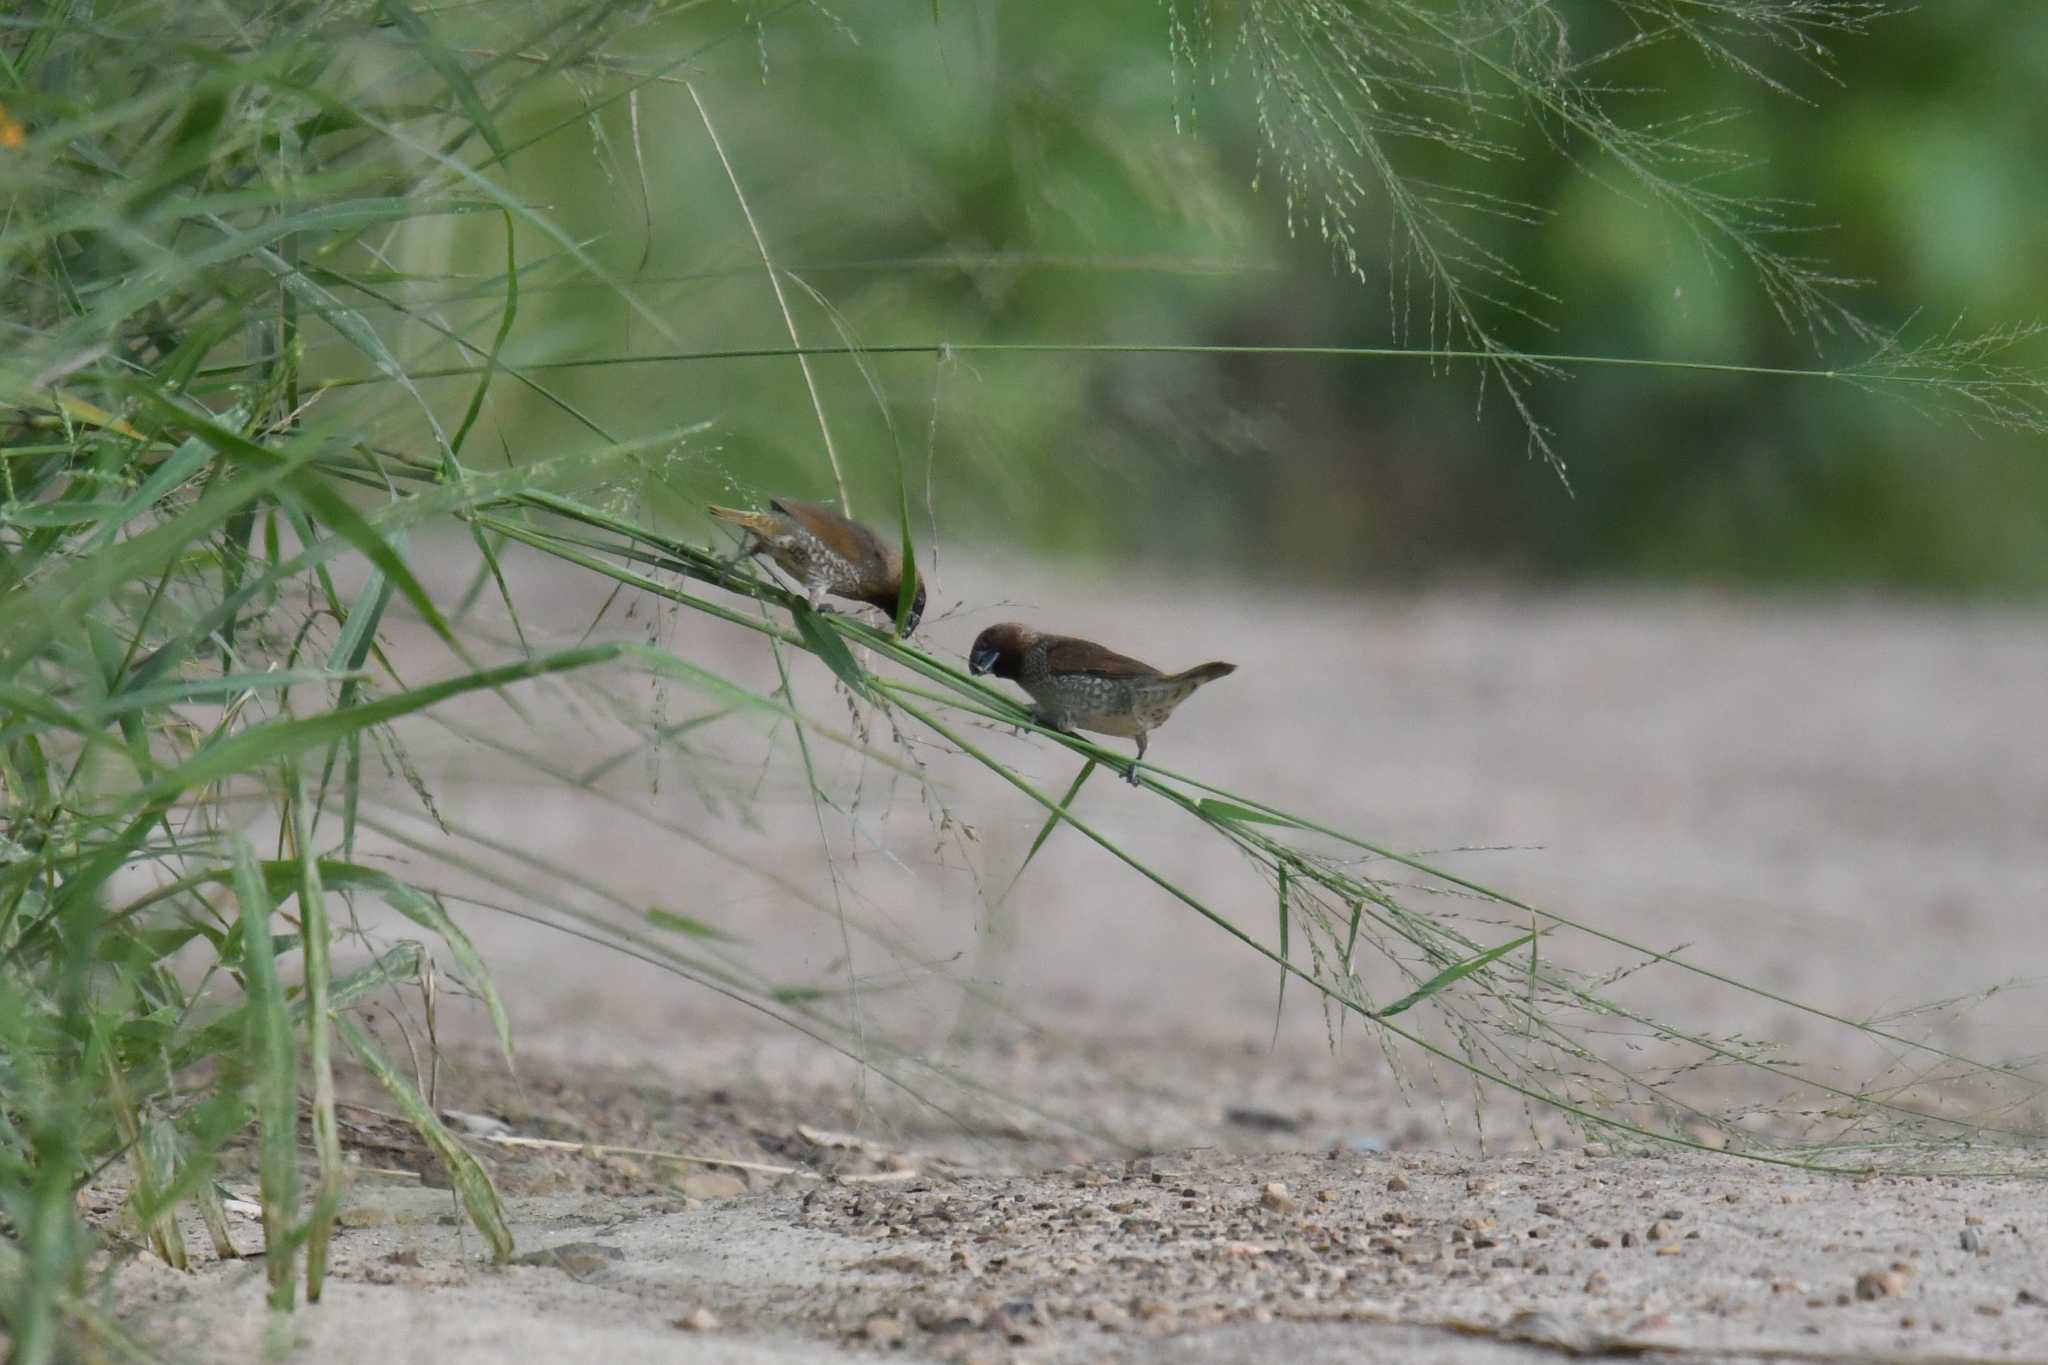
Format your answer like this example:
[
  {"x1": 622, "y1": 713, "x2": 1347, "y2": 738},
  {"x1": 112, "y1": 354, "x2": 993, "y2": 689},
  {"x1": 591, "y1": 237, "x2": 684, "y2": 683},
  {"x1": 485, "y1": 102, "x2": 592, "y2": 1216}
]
[
  {"x1": 861, "y1": 1314, "x2": 905, "y2": 1346},
  {"x1": 1960, "y1": 1227, "x2": 1983, "y2": 1252},
  {"x1": 1855, "y1": 1270, "x2": 1908, "y2": 1301},
  {"x1": 1261, "y1": 1182, "x2": 1297, "y2": 1214},
  {"x1": 1386, "y1": 1174, "x2": 1410, "y2": 1193},
  {"x1": 674, "y1": 1309, "x2": 720, "y2": 1332},
  {"x1": 1646, "y1": 1220, "x2": 1676, "y2": 1242}
]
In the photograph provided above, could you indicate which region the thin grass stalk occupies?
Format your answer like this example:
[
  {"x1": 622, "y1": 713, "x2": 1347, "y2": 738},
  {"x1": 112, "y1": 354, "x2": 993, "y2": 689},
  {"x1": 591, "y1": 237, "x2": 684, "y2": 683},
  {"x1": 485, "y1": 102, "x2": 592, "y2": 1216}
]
[
  {"x1": 230, "y1": 836, "x2": 298, "y2": 1311},
  {"x1": 684, "y1": 80, "x2": 849, "y2": 513},
  {"x1": 317, "y1": 338, "x2": 2046, "y2": 398},
  {"x1": 196, "y1": 1178, "x2": 240, "y2": 1261},
  {"x1": 288, "y1": 762, "x2": 344, "y2": 1300}
]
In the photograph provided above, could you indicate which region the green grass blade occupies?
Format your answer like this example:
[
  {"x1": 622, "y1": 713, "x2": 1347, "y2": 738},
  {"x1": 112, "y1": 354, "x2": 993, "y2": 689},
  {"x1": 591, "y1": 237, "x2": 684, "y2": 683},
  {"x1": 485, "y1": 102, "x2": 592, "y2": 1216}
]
[
  {"x1": 790, "y1": 601, "x2": 872, "y2": 700},
  {"x1": 369, "y1": 877, "x2": 515, "y2": 1062},
  {"x1": 1195, "y1": 798, "x2": 1302, "y2": 828},
  {"x1": 337, "y1": 1015, "x2": 514, "y2": 1264},
  {"x1": 289, "y1": 765, "x2": 344, "y2": 1301},
  {"x1": 647, "y1": 906, "x2": 733, "y2": 941},
  {"x1": 375, "y1": 0, "x2": 507, "y2": 158},
  {"x1": 197, "y1": 1179, "x2": 239, "y2": 1262},
  {"x1": 1269, "y1": 861, "x2": 1291, "y2": 1051},
  {"x1": 173, "y1": 941, "x2": 423, "y2": 1072},
  {"x1": 148, "y1": 643, "x2": 626, "y2": 799},
  {"x1": 1369, "y1": 930, "x2": 1543, "y2": 1021},
  {"x1": 893, "y1": 449, "x2": 919, "y2": 636},
  {"x1": 230, "y1": 836, "x2": 298, "y2": 1311},
  {"x1": 1001, "y1": 758, "x2": 1097, "y2": 902},
  {"x1": 126, "y1": 394, "x2": 456, "y2": 646}
]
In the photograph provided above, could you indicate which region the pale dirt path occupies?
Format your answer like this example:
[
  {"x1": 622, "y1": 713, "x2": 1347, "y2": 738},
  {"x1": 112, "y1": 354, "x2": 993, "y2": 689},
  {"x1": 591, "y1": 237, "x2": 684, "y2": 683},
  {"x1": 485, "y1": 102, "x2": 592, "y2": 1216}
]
[{"x1": 117, "y1": 557, "x2": 2048, "y2": 1361}]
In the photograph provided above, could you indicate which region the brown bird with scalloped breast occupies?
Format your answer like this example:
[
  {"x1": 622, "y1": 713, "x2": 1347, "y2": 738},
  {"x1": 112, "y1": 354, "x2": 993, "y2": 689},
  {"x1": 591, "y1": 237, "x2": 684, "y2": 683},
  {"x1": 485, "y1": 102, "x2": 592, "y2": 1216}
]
[
  {"x1": 707, "y1": 497, "x2": 924, "y2": 636},
  {"x1": 968, "y1": 623, "x2": 1236, "y2": 783}
]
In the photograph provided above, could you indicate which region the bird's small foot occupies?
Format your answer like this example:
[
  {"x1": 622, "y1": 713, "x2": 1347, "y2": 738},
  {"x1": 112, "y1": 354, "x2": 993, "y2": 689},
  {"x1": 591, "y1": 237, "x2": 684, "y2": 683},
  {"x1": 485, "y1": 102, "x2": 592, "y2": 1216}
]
[{"x1": 1122, "y1": 763, "x2": 1143, "y2": 787}]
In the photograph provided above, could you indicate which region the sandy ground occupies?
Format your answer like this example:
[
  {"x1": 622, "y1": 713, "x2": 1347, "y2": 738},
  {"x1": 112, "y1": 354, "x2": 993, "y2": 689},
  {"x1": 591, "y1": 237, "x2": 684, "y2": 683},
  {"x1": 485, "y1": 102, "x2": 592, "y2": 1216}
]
[{"x1": 105, "y1": 553, "x2": 2048, "y2": 1361}]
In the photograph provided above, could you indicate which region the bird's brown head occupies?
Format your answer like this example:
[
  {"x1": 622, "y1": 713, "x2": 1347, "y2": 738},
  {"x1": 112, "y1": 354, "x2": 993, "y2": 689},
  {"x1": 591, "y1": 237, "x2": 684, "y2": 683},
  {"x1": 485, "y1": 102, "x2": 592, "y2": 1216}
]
[{"x1": 968, "y1": 623, "x2": 1034, "y2": 679}]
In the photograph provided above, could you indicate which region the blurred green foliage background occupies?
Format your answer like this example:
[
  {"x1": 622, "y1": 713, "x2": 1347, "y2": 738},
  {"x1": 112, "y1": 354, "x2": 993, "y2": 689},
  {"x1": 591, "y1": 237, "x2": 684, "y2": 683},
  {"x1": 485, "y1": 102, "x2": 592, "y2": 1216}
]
[{"x1": 364, "y1": 1, "x2": 2047, "y2": 591}]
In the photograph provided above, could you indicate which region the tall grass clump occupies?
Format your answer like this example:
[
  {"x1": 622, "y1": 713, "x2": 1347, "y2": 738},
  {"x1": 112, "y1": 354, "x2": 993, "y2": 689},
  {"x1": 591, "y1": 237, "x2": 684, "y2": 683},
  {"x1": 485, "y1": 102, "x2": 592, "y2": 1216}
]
[{"x1": 3, "y1": 0, "x2": 2044, "y2": 1358}]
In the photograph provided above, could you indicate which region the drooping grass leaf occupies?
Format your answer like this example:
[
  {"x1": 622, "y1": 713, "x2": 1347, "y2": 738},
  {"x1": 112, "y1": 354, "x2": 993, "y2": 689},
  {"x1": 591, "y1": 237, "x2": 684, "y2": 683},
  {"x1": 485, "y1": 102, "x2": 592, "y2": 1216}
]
[
  {"x1": 1370, "y1": 931, "x2": 1542, "y2": 1021},
  {"x1": 337, "y1": 1015, "x2": 514, "y2": 1264},
  {"x1": 790, "y1": 601, "x2": 872, "y2": 700},
  {"x1": 329, "y1": 868, "x2": 516, "y2": 1062},
  {"x1": 1000, "y1": 758, "x2": 1097, "y2": 903}
]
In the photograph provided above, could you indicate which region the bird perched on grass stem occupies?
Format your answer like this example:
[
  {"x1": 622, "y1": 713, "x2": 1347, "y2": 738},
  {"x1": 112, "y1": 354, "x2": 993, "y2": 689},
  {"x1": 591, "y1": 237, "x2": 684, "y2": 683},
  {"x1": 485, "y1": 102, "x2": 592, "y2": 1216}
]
[
  {"x1": 968, "y1": 623, "x2": 1236, "y2": 783},
  {"x1": 707, "y1": 497, "x2": 924, "y2": 636}
]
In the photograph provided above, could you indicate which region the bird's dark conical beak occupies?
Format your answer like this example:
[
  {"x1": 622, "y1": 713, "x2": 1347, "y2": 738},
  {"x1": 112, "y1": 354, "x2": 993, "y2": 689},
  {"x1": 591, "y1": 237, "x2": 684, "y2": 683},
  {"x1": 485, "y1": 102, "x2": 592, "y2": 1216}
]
[
  {"x1": 899, "y1": 583, "x2": 926, "y2": 638},
  {"x1": 968, "y1": 646, "x2": 998, "y2": 676}
]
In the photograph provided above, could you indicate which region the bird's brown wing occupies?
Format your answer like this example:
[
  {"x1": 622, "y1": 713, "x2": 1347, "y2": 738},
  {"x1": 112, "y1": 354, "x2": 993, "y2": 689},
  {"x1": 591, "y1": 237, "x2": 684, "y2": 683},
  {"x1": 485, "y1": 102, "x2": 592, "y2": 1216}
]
[
  {"x1": 773, "y1": 498, "x2": 890, "y2": 571},
  {"x1": 1042, "y1": 635, "x2": 1159, "y2": 679}
]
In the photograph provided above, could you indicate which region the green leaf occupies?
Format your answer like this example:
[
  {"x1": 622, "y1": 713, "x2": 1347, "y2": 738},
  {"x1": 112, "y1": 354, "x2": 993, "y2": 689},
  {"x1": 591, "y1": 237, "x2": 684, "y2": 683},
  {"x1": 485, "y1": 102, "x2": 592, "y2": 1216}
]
[
  {"x1": 125, "y1": 87, "x2": 225, "y2": 218},
  {"x1": 1270, "y1": 861, "x2": 1291, "y2": 1050},
  {"x1": 338, "y1": 1015, "x2": 514, "y2": 1264},
  {"x1": 893, "y1": 454, "x2": 919, "y2": 637},
  {"x1": 378, "y1": 883, "x2": 514, "y2": 1062},
  {"x1": 320, "y1": 562, "x2": 395, "y2": 854},
  {"x1": 172, "y1": 942, "x2": 420, "y2": 1071},
  {"x1": 1195, "y1": 798, "x2": 1302, "y2": 828},
  {"x1": 129, "y1": 394, "x2": 456, "y2": 646},
  {"x1": 1370, "y1": 931, "x2": 1542, "y2": 1021},
  {"x1": 1002, "y1": 758, "x2": 1096, "y2": 901},
  {"x1": 147, "y1": 643, "x2": 625, "y2": 800},
  {"x1": 790, "y1": 601, "x2": 871, "y2": 700},
  {"x1": 646, "y1": 906, "x2": 732, "y2": 941},
  {"x1": 375, "y1": 0, "x2": 508, "y2": 159}
]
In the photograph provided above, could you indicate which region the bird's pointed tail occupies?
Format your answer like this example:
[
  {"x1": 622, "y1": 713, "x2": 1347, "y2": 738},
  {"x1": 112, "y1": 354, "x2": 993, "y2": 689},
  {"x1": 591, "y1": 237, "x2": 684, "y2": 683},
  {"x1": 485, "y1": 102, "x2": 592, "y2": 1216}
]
[{"x1": 1169, "y1": 661, "x2": 1237, "y2": 688}]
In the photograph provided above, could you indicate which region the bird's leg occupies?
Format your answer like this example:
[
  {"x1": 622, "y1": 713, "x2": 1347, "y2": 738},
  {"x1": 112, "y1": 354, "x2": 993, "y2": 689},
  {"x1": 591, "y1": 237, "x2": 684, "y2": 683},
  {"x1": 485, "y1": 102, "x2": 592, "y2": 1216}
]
[
  {"x1": 1125, "y1": 732, "x2": 1148, "y2": 785},
  {"x1": 711, "y1": 543, "x2": 758, "y2": 588},
  {"x1": 806, "y1": 584, "x2": 832, "y2": 613}
]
